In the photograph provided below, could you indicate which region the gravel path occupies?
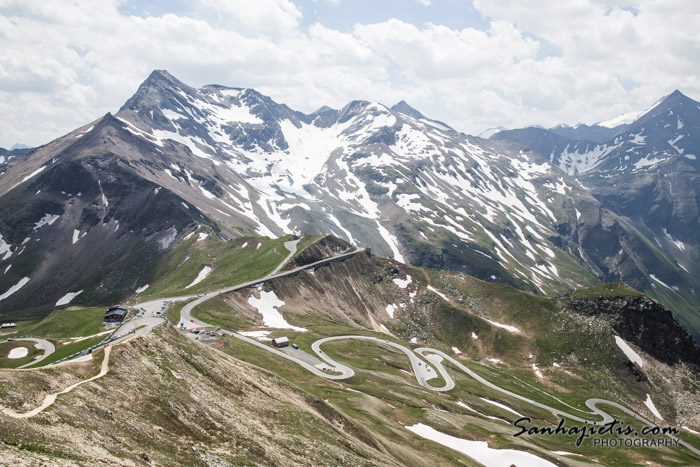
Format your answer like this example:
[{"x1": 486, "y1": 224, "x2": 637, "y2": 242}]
[{"x1": 1, "y1": 346, "x2": 112, "y2": 419}]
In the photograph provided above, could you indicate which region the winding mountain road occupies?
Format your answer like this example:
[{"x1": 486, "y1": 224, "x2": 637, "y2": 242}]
[
  {"x1": 172, "y1": 242, "x2": 698, "y2": 456},
  {"x1": 233, "y1": 333, "x2": 700, "y2": 456},
  {"x1": 3, "y1": 241, "x2": 697, "y2": 456}
]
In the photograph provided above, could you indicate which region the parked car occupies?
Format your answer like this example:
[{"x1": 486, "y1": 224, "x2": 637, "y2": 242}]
[{"x1": 292, "y1": 343, "x2": 299, "y2": 349}]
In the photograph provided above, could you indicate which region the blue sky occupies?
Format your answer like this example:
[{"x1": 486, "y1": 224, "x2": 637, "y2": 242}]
[
  {"x1": 117, "y1": 0, "x2": 490, "y2": 31},
  {"x1": 1, "y1": 0, "x2": 699, "y2": 147}
]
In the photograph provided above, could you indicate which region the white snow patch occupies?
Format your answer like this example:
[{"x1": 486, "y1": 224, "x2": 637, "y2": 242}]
[
  {"x1": 72, "y1": 229, "x2": 86, "y2": 244},
  {"x1": 186, "y1": 266, "x2": 212, "y2": 288},
  {"x1": 532, "y1": 363, "x2": 543, "y2": 378},
  {"x1": 456, "y1": 401, "x2": 509, "y2": 423},
  {"x1": 21, "y1": 166, "x2": 46, "y2": 184},
  {"x1": 668, "y1": 134, "x2": 685, "y2": 154},
  {"x1": 55, "y1": 290, "x2": 83, "y2": 306},
  {"x1": 484, "y1": 318, "x2": 520, "y2": 333},
  {"x1": 135, "y1": 284, "x2": 149, "y2": 294},
  {"x1": 385, "y1": 303, "x2": 397, "y2": 318},
  {"x1": 480, "y1": 397, "x2": 525, "y2": 417},
  {"x1": 649, "y1": 274, "x2": 674, "y2": 291},
  {"x1": 8, "y1": 347, "x2": 28, "y2": 359},
  {"x1": 213, "y1": 101, "x2": 263, "y2": 124},
  {"x1": 241, "y1": 242, "x2": 248, "y2": 249},
  {"x1": 644, "y1": 394, "x2": 663, "y2": 420},
  {"x1": 393, "y1": 275, "x2": 412, "y2": 289},
  {"x1": 629, "y1": 132, "x2": 647, "y2": 145},
  {"x1": 197, "y1": 232, "x2": 209, "y2": 242},
  {"x1": 33, "y1": 213, "x2": 60, "y2": 231},
  {"x1": 552, "y1": 362, "x2": 560, "y2": 368},
  {"x1": 614, "y1": 336, "x2": 643, "y2": 367},
  {"x1": 471, "y1": 332, "x2": 478, "y2": 340},
  {"x1": 452, "y1": 346, "x2": 461, "y2": 354},
  {"x1": 488, "y1": 358, "x2": 501, "y2": 364},
  {"x1": 396, "y1": 193, "x2": 424, "y2": 213},
  {"x1": 247, "y1": 290, "x2": 307, "y2": 331},
  {"x1": 634, "y1": 155, "x2": 664, "y2": 170},
  {"x1": 662, "y1": 228, "x2": 686, "y2": 252},
  {"x1": 158, "y1": 227, "x2": 178, "y2": 249},
  {"x1": 161, "y1": 108, "x2": 188, "y2": 121},
  {"x1": 0, "y1": 277, "x2": 30, "y2": 302},
  {"x1": 427, "y1": 285, "x2": 449, "y2": 301},
  {"x1": 239, "y1": 330, "x2": 272, "y2": 340},
  {"x1": 0, "y1": 234, "x2": 12, "y2": 260},
  {"x1": 406, "y1": 423, "x2": 555, "y2": 466},
  {"x1": 410, "y1": 337, "x2": 419, "y2": 344}
]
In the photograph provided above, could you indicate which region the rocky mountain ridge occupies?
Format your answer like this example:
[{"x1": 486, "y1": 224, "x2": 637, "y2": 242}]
[
  {"x1": 492, "y1": 90, "x2": 700, "y2": 339},
  {"x1": 0, "y1": 71, "x2": 697, "y2": 342}
]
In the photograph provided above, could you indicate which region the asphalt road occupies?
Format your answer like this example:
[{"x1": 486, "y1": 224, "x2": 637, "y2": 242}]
[
  {"x1": 311, "y1": 335, "x2": 454, "y2": 391},
  {"x1": 240, "y1": 336, "x2": 700, "y2": 456}
]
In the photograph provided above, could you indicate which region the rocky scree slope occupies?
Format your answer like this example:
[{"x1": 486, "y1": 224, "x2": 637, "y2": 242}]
[{"x1": 0, "y1": 327, "x2": 402, "y2": 466}]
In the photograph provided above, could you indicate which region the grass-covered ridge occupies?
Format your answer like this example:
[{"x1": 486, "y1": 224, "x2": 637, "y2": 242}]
[
  {"x1": 4, "y1": 306, "x2": 107, "y2": 339},
  {"x1": 134, "y1": 232, "x2": 294, "y2": 300}
]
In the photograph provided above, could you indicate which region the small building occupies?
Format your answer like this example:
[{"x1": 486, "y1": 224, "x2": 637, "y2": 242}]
[
  {"x1": 0, "y1": 323, "x2": 17, "y2": 329},
  {"x1": 272, "y1": 336, "x2": 289, "y2": 348},
  {"x1": 105, "y1": 305, "x2": 128, "y2": 323}
]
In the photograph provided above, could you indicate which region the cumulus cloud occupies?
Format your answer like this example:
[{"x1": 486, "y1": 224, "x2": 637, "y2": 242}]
[
  {"x1": 0, "y1": 0, "x2": 699, "y2": 146},
  {"x1": 199, "y1": 0, "x2": 302, "y2": 36}
]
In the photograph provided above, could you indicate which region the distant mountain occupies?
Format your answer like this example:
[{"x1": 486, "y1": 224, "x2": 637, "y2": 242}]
[
  {"x1": 478, "y1": 126, "x2": 508, "y2": 139},
  {"x1": 489, "y1": 90, "x2": 700, "y2": 337},
  {"x1": 0, "y1": 71, "x2": 697, "y2": 341},
  {"x1": 595, "y1": 94, "x2": 668, "y2": 128},
  {"x1": 0, "y1": 145, "x2": 32, "y2": 167},
  {"x1": 548, "y1": 123, "x2": 621, "y2": 143}
]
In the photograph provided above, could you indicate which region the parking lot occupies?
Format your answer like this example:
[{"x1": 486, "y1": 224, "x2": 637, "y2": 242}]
[{"x1": 183, "y1": 327, "x2": 220, "y2": 345}]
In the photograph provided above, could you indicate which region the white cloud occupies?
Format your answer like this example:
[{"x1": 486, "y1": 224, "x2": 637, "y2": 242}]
[
  {"x1": 199, "y1": 0, "x2": 301, "y2": 36},
  {"x1": 0, "y1": 0, "x2": 699, "y2": 147}
]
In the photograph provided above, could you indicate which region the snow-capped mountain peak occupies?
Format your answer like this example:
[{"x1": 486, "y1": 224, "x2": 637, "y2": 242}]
[{"x1": 596, "y1": 93, "x2": 669, "y2": 129}]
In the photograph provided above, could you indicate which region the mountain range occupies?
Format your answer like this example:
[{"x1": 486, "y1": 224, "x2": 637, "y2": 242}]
[
  {"x1": 0, "y1": 70, "x2": 698, "y2": 342},
  {"x1": 1, "y1": 70, "x2": 699, "y2": 465}
]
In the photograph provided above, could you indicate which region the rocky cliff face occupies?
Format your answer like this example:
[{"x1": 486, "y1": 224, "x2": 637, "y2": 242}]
[{"x1": 561, "y1": 290, "x2": 700, "y2": 366}]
